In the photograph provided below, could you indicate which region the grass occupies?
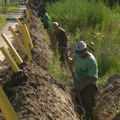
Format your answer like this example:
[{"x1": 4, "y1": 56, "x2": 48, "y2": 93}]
[
  {"x1": 48, "y1": 47, "x2": 72, "y2": 83},
  {"x1": 0, "y1": 5, "x2": 20, "y2": 29},
  {"x1": 6, "y1": 5, "x2": 20, "y2": 13},
  {"x1": 47, "y1": 0, "x2": 120, "y2": 84},
  {"x1": 46, "y1": 1, "x2": 120, "y2": 118},
  {"x1": 47, "y1": 0, "x2": 111, "y2": 32},
  {"x1": 0, "y1": 5, "x2": 20, "y2": 13},
  {"x1": 0, "y1": 15, "x2": 6, "y2": 28}
]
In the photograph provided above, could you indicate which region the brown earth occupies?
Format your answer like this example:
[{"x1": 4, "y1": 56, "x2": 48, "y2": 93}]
[{"x1": 94, "y1": 73, "x2": 120, "y2": 120}]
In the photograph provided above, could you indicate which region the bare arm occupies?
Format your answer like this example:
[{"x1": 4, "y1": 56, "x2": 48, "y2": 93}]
[
  {"x1": 64, "y1": 51, "x2": 73, "y2": 63},
  {"x1": 79, "y1": 77, "x2": 96, "y2": 90},
  {"x1": 72, "y1": 77, "x2": 96, "y2": 92}
]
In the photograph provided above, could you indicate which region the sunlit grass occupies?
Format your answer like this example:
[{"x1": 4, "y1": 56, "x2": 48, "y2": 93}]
[
  {"x1": 0, "y1": 14, "x2": 6, "y2": 29},
  {"x1": 47, "y1": 0, "x2": 120, "y2": 82},
  {"x1": 0, "y1": 5, "x2": 20, "y2": 13},
  {"x1": 0, "y1": 5, "x2": 20, "y2": 29}
]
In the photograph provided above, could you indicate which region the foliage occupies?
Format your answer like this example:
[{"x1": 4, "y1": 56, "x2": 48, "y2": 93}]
[
  {"x1": 0, "y1": 15, "x2": 6, "y2": 28},
  {"x1": 0, "y1": 0, "x2": 19, "y2": 5},
  {"x1": 48, "y1": 48, "x2": 72, "y2": 83},
  {"x1": 101, "y1": 0, "x2": 120, "y2": 9},
  {"x1": 7, "y1": 5, "x2": 20, "y2": 12},
  {"x1": 0, "y1": 5, "x2": 19, "y2": 13},
  {"x1": 0, "y1": 5, "x2": 20, "y2": 29},
  {"x1": 47, "y1": 0, "x2": 111, "y2": 32},
  {"x1": 47, "y1": 0, "x2": 120, "y2": 84}
]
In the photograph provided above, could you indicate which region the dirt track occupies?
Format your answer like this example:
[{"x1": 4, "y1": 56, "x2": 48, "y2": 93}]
[{"x1": 0, "y1": 6, "x2": 26, "y2": 61}]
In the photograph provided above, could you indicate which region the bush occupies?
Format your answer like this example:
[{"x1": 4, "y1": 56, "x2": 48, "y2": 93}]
[
  {"x1": 47, "y1": 0, "x2": 120, "y2": 82},
  {"x1": 47, "y1": 0, "x2": 111, "y2": 32}
]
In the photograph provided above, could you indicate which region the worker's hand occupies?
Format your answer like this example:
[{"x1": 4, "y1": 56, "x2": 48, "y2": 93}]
[
  {"x1": 63, "y1": 50, "x2": 69, "y2": 60},
  {"x1": 64, "y1": 51, "x2": 72, "y2": 61}
]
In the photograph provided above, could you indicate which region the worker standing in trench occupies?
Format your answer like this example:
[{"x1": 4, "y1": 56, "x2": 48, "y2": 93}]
[
  {"x1": 52, "y1": 22, "x2": 68, "y2": 66},
  {"x1": 41, "y1": 12, "x2": 51, "y2": 30},
  {"x1": 64, "y1": 40, "x2": 98, "y2": 120}
]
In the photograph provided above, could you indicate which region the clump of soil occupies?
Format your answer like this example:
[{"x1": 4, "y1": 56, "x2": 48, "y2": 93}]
[{"x1": 94, "y1": 73, "x2": 120, "y2": 120}]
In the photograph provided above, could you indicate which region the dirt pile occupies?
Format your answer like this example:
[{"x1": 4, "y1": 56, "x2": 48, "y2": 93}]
[
  {"x1": 94, "y1": 73, "x2": 120, "y2": 120},
  {"x1": 3, "y1": 62, "x2": 79, "y2": 120},
  {"x1": 0, "y1": 7, "x2": 79, "y2": 120}
]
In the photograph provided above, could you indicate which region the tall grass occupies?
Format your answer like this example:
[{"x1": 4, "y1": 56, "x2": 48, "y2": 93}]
[
  {"x1": 47, "y1": 0, "x2": 120, "y2": 84},
  {"x1": 0, "y1": 5, "x2": 20, "y2": 13},
  {"x1": 0, "y1": 15, "x2": 6, "y2": 28},
  {"x1": 48, "y1": 49, "x2": 72, "y2": 83},
  {"x1": 0, "y1": 5, "x2": 20, "y2": 29},
  {"x1": 47, "y1": 0, "x2": 110, "y2": 32},
  {"x1": 0, "y1": 0, "x2": 19, "y2": 5}
]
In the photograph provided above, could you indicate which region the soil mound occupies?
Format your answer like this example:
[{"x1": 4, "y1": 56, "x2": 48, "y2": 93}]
[
  {"x1": 94, "y1": 73, "x2": 120, "y2": 120},
  {"x1": 3, "y1": 62, "x2": 79, "y2": 120}
]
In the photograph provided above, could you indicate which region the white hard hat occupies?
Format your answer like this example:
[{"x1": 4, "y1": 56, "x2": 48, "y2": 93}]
[
  {"x1": 44, "y1": 12, "x2": 48, "y2": 16},
  {"x1": 52, "y1": 22, "x2": 58, "y2": 27}
]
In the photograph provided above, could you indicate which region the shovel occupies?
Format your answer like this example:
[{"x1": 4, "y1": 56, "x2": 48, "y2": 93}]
[{"x1": 65, "y1": 52, "x2": 86, "y2": 118}]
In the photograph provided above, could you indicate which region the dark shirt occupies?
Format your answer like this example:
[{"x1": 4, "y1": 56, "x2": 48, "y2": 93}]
[
  {"x1": 55, "y1": 27, "x2": 68, "y2": 47},
  {"x1": 42, "y1": 16, "x2": 51, "y2": 29}
]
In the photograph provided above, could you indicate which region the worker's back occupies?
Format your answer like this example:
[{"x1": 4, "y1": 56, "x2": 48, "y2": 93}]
[{"x1": 55, "y1": 27, "x2": 68, "y2": 47}]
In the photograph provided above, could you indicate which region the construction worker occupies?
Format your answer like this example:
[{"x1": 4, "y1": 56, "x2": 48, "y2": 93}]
[
  {"x1": 42, "y1": 12, "x2": 51, "y2": 30},
  {"x1": 64, "y1": 41, "x2": 98, "y2": 120},
  {"x1": 52, "y1": 22, "x2": 68, "y2": 65}
]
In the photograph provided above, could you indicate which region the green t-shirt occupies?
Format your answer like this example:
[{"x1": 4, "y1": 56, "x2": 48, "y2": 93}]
[
  {"x1": 42, "y1": 16, "x2": 51, "y2": 28},
  {"x1": 73, "y1": 52, "x2": 98, "y2": 85}
]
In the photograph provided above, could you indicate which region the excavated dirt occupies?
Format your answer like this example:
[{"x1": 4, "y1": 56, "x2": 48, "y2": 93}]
[
  {"x1": 2, "y1": 62, "x2": 79, "y2": 120},
  {"x1": 94, "y1": 73, "x2": 120, "y2": 120}
]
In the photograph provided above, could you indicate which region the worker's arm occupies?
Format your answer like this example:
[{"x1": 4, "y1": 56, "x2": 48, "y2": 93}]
[
  {"x1": 71, "y1": 77, "x2": 96, "y2": 92},
  {"x1": 64, "y1": 51, "x2": 73, "y2": 63}
]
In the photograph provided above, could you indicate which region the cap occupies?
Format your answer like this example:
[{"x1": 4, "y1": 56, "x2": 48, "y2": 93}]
[
  {"x1": 52, "y1": 22, "x2": 58, "y2": 27},
  {"x1": 75, "y1": 41, "x2": 87, "y2": 54},
  {"x1": 44, "y1": 12, "x2": 48, "y2": 16}
]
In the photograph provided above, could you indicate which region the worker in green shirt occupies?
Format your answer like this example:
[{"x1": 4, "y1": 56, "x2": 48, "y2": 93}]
[
  {"x1": 42, "y1": 12, "x2": 51, "y2": 30},
  {"x1": 64, "y1": 41, "x2": 98, "y2": 120}
]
